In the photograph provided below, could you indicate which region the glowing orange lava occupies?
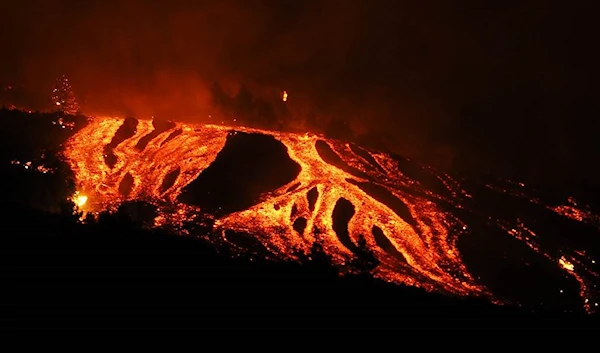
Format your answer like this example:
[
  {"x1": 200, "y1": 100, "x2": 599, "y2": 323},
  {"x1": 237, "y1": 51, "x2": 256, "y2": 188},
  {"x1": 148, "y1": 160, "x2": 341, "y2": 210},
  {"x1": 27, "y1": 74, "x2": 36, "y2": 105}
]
[{"x1": 62, "y1": 117, "x2": 599, "y2": 311}]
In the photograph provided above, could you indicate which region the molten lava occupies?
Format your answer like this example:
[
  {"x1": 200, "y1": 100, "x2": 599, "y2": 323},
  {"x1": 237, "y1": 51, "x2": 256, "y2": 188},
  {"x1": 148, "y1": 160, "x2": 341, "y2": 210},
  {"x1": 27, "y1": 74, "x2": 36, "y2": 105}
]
[
  {"x1": 74, "y1": 193, "x2": 88, "y2": 208},
  {"x1": 63, "y1": 117, "x2": 600, "y2": 312}
]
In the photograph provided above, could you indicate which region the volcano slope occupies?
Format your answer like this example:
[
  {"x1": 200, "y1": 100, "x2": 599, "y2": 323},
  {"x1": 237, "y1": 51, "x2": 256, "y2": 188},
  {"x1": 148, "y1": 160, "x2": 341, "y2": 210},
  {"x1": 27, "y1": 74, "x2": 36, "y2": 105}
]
[{"x1": 63, "y1": 116, "x2": 600, "y2": 314}]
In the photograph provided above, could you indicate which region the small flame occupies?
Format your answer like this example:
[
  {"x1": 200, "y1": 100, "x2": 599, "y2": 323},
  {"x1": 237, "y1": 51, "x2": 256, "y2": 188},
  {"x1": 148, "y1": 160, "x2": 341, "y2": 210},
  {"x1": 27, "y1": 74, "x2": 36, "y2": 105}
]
[
  {"x1": 559, "y1": 256, "x2": 575, "y2": 272},
  {"x1": 282, "y1": 90, "x2": 288, "y2": 102}
]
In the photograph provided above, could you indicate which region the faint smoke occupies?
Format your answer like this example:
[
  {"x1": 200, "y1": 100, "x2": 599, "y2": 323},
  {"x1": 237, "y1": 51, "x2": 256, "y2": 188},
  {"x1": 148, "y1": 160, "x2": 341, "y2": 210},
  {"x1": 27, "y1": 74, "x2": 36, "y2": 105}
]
[
  {"x1": 1, "y1": 1, "x2": 598, "y2": 186},
  {"x1": 1, "y1": 1, "x2": 360, "y2": 121}
]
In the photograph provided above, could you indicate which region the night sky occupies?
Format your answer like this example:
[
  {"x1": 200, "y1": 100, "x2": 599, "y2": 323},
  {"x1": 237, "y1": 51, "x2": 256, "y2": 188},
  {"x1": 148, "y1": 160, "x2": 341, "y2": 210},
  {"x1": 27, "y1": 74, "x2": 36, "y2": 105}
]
[{"x1": 1, "y1": 0, "x2": 598, "y2": 187}]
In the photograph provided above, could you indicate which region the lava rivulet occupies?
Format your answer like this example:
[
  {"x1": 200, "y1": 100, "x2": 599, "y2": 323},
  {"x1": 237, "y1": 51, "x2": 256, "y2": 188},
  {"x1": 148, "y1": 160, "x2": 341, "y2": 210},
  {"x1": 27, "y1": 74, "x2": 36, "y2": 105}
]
[{"x1": 63, "y1": 117, "x2": 600, "y2": 310}]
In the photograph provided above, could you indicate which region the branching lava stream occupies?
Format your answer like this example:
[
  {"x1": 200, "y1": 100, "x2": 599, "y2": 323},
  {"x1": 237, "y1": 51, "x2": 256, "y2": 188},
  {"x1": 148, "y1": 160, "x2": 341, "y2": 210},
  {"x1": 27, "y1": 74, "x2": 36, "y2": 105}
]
[{"x1": 63, "y1": 117, "x2": 599, "y2": 313}]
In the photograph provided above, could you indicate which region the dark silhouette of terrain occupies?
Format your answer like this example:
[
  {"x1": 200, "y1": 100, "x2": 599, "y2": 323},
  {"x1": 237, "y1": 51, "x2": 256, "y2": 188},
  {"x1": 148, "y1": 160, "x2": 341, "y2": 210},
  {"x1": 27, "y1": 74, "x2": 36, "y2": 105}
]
[{"x1": 3, "y1": 201, "x2": 594, "y2": 330}]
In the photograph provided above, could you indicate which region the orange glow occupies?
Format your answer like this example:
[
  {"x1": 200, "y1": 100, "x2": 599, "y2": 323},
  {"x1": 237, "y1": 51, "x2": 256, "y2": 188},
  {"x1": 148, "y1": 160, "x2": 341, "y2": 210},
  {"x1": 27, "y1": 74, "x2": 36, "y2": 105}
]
[
  {"x1": 63, "y1": 117, "x2": 485, "y2": 297},
  {"x1": 72, "y1": 192, "x2": 88, "y2": 208},
  {"x1": 62, "y1": 117, "x2": 600, "y2": 312},
  {"x1": 559, "y1": 256, "x2": 575, "y2": 272},
  {"x1": 76, "y1": 195, "x2": 88, "y2": 207},
  {"x1": 282, "y1": 90, "x2": 288, "y2": 102}
]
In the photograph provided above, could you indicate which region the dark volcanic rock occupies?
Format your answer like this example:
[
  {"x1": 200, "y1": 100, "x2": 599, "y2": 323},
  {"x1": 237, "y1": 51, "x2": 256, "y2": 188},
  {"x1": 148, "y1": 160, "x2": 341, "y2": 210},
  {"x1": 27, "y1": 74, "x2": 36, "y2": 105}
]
[
  {"x1": 307, "y1": 186, "x2": 319, "y2": 213},
  {"x1": 389, "y1": 153, "x2": 451, "y2": 198},
  {"x1": 136, "y1": 119, "x2": 176, "y2": 151},
  {"x1": 458, "y1": 222, "x2": 583, "y2": 312},
  {"x1": 108, "y1": 117, "x2": 138, "y2": 149},
  {"x1": 371, "y1": 225, "x2": 407, "y2": 263},
  {"x1": 160, "y1": 128, "x2": 183, "y2": 147},
  {"x1": 103, "y1": 117, "x2": 138, "y2": 168},
  {"x1": 118, "y1": 173, "x2": 134, "y2": 196},
  {"x1": 349, "y1": 143, "x2": 386, "y2": 174},
  {"x1": 332, "y1": 198, "x2": 358, "y2": 254},
  {"x1": 293, "y1": 217, "x2": 308, "y2": 235},
  {"x1": 315, "y1": 140, "x2": 371, "y2": 180},
  {"x1": 178, "y1": 131, "x2": 301, "y2": 216},
  {"x1": 160, "y1": 167, "x2": 180, "y2": 194},
  {"x1": 346, "y1": 179, "x2": 418, "y2": 229},
  {"x1": 224, "y1": 229, "x2": 268, "y2": 254}
]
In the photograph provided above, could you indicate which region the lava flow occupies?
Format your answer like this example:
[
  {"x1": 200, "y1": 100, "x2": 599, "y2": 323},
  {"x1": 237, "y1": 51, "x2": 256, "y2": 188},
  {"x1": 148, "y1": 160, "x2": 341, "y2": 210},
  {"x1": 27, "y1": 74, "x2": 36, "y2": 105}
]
[{"x1": 63, "y1": 116, "x2": 600, "y2": 312}]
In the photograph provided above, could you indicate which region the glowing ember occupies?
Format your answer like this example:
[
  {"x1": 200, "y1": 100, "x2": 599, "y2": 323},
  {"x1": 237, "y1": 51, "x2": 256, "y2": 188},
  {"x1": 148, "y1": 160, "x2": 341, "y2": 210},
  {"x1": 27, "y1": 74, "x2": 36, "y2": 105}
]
[
  {"x1": 73, "y1": 192, "x2": 88, "y2": 208},
  {"x1": 560, "y1": 256, "x2": 575, "y2": 272},
  {"x1": 62, "y1": 117, "x2": 600, "y2": 312},
  {"x1": 282, "y1": 90, "x2": 288, "y2": 102}
]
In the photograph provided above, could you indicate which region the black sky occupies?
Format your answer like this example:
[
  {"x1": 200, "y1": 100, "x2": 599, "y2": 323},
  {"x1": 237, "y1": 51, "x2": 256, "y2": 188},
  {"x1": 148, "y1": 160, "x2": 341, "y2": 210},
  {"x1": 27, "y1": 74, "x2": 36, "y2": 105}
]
[{"x1": 1, "y1": 0, "x2": 598, "y2": 187}]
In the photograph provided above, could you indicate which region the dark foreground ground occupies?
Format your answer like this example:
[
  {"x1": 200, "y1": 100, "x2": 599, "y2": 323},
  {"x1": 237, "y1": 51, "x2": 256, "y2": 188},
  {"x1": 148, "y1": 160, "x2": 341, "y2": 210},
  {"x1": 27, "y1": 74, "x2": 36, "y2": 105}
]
[{"x1": 1, "y1": 203, "x2": 598, "y2": 330}]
